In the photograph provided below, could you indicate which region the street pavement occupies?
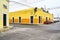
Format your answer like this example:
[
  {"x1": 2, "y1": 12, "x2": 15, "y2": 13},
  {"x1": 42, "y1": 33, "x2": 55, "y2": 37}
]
[{"x1": 0, "y1": 22, "x2": 60, "y2": 40}]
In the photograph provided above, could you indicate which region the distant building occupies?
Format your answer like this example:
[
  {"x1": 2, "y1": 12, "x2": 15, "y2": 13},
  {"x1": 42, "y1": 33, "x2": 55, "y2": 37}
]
[
  {"x1": 9, "y1": 8, "x2": 53, "y2": 24},
  {"x1": 0, "y1": 0, "x2": 9, "y2": 29}
]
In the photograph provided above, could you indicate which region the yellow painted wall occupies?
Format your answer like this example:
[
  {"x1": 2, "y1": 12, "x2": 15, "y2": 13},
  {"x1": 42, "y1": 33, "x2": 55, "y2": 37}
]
[
  {"x1": 0, "y1": 0, "x2": 9, "y2": 28},
  {"x1": 9, "y1": 8, "x2": 34, "y2": 24},
  {"x1": 9, "y1": 8, "x2": 53, "y2": 24}
]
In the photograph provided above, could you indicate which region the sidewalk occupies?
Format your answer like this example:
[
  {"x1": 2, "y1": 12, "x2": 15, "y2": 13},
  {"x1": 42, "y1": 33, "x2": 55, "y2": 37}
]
[{"x1": 0, "y1": 26, "x2": 13, "y2": 33}]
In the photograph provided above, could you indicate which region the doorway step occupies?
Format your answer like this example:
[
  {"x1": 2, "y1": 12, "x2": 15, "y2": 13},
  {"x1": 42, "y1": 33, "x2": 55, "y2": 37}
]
[{"x1": 0, "y1": 26, "x2": 13, "y2": 33}]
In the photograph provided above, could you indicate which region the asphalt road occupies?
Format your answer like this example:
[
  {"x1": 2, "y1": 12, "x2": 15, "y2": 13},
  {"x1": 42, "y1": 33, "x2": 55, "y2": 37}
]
[{"x1": 0, "y1": 22, "x2": 60, "y2": 40}]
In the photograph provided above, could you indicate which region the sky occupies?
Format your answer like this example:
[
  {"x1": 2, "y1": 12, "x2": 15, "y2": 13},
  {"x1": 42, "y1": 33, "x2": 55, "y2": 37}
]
[{"x1": 9, "y1": 0, "x2": 60, "y2": 17}]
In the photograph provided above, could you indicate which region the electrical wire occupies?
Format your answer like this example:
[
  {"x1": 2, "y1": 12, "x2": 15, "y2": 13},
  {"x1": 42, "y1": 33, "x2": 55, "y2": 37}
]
[
  {"x1": 9, "y1": 1, "x2": 33, "y2": 7},
  {"x1": 9, "y1": 1, "x2": 60, "y2": 10},
  {"x1": 47, "y1": 7, "x2": 60, "y2": 10},
  {"x1": 22, "y1": 0, "x2": 44, "y2": 4}
]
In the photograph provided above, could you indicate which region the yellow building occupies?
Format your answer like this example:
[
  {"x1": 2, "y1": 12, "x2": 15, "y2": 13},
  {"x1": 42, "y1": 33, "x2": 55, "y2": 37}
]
[
  {"x1": 0, "y1": 0, "x2": 9, "y2": 29},
  {"x1": 9, "y1": 8, "x2": 53, "y2": 24}
]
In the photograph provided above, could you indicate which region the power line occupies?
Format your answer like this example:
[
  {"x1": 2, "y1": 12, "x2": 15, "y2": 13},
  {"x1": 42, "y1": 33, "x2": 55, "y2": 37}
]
[
  {"x1": 22, "y1": 0, "x2": 44, "y2": 4},
  {"x1": 9, "y1": 0, "x2": 44, "y2": 8},
  {"x1": 10, "y1": 1, "x2": 60, "y2": 10},
  {"x1": 47, "y1": 7, "x2": 60, "y2": 10},
  {"x1": 10, "y1": 1, "x2": 33, "y2": 7}
]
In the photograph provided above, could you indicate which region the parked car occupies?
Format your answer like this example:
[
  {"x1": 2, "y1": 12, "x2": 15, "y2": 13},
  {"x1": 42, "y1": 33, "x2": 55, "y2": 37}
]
[
  {"x1": 53, "y1": 18, "x2": 60, "y2": 23},
  {"x1": 44, "y1": 21, "x2": 53, "y2": 24}
]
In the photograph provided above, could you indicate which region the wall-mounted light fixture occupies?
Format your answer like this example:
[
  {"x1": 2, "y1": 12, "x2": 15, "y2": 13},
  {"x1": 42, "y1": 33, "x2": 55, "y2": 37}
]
[{"x1": 3, "y1": 4, "x2": 7, "y2": 9}]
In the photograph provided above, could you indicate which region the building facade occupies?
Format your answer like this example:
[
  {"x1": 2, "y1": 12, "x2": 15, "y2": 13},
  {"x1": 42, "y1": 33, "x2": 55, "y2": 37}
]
[
  {"x1": 0, "y1": 0, "x2": 9, "y2": 29},
  {"x1": 9, "y1": 8, "x2": 53, "y2": 24}
]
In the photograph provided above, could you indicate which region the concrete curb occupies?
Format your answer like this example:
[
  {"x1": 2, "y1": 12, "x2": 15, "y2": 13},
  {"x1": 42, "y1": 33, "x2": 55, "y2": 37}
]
[{"x1": 0, "y1": 26, "x2": 13, "y2": 33}]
